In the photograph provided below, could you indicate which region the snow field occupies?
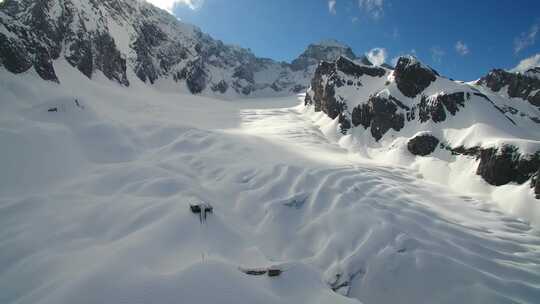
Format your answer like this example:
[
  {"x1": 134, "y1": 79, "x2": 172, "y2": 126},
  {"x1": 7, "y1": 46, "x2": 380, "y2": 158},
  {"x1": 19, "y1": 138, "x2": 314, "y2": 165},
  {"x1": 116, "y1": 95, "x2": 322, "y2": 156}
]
[{"x1": 1, "y1": 63, "x2": 540, "y2": 304}]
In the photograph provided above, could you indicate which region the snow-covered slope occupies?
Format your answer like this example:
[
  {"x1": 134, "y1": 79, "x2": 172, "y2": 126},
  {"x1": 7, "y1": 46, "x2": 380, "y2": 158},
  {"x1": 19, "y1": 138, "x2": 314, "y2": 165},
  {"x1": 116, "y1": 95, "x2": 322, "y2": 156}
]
[
  {"x1": 1, "y1": 59, "x2": 540, "y2": 304},
  {"x1": 0, "y1": 0, "x2": 360, "y2": 97},
  {"x1": 2, "y1": 1, "x2": 540, "y2": 303},
  {"x1": 304, "y1": 55, "x2": 540, "y2": 222}
]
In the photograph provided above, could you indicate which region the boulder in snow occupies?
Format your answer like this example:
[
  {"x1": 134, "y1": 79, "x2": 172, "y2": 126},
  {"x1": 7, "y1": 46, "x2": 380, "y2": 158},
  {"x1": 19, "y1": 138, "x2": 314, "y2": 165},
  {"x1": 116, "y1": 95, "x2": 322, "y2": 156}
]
[{"x1": 407, "y1": 134, "x2": 440, "y2": 156}]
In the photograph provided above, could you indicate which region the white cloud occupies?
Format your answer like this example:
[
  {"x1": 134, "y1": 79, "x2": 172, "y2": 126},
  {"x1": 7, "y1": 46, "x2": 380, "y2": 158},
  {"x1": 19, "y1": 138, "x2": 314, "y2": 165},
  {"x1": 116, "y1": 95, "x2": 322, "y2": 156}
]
[
  {"x1": 328, "y1": 0, "x2": 337, "y2": 15},
  {"x1": 455, "y1": 41, "x2": 469, "y2": 56},
  {"x1": 514, "y1": 24, "x2": 538, "y2": 54},
  {"x1": 510, "y1": 53, "x2": 540, "y2": 73},
  {"x1": 146, "y1": 0, "x2": 204, "y2": 12},
  {"x1": 366, "y1": 48, "x2": 387, "y2": 66},
  {"x1": 430, "y1": 46, "x2": 445, "y2": 64},
  {"x1": 358, "y1": 0, "x2": 384, "y2": 19}
]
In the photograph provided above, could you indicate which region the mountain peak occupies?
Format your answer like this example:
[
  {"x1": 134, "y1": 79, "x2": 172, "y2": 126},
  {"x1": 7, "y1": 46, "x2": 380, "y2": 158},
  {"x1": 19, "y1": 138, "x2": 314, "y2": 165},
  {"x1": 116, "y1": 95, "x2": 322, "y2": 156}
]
[
  {"x1": 312, "y1": 39, "x2": 350, "y2": 48},
  {"x1": 290, "y1": 40, "x2": 357, "y2": 71}
]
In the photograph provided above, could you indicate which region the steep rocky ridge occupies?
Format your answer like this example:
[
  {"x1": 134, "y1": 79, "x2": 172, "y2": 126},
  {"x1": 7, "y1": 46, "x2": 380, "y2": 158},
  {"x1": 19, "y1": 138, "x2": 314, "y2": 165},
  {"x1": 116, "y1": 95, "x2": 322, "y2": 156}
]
[
  {"x1": 305, "y1": 55, "x2": 540, "y2": 195},
  {"x1": 0, "y1": 0, "x2": 363, "y2": 97}
]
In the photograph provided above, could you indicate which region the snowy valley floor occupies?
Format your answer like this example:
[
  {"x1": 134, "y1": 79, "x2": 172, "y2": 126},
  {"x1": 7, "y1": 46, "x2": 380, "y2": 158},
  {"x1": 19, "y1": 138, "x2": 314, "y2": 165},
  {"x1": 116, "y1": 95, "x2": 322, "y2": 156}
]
[{"x1": 1, "y1": 67, "x2": 540, "y2": 304}]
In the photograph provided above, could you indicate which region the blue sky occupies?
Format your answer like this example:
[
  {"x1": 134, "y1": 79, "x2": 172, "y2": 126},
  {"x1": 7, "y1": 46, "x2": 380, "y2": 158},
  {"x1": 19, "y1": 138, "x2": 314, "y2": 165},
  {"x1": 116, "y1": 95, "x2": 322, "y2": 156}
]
[{"x1": 149, "y1": 0, "x2": 540, "y2": 81}]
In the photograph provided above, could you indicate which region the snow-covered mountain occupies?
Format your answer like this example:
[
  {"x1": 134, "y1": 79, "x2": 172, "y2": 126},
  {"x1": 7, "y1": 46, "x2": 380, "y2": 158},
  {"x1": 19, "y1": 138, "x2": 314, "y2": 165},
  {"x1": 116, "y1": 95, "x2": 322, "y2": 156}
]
[
  {"x1": 2, "y1": 56, "x2": 540, "y2": 304},
  {"x1": 2, "y1": 1, "x2": 540, "y2": 304},
  {"x1": 0, "y1": 0, "x2": 362, "y2": 97},
  {"x1": 305, "y1": 55, "x2": 540, "y2": 204},
  {"x1": 477, "y1": 67, "x2": 540, "y2": 106}
]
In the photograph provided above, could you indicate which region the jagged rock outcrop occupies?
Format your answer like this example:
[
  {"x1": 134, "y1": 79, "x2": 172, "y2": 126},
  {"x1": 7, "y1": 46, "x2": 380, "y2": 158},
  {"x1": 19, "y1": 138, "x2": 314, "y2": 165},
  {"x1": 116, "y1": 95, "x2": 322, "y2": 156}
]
[
  {"x1": 291, "y1": 40, "x2": 358, "y2": 72},
  {"x1": 0, "y1": 0, "x2": 130, "y2": 85},
  {"x1": 306, "y1": 56, "x2": 475, "y2": 140},
  {"x1": 417, "y1": 92, "x2": 467, "y2": 123},
  {"x1": 0, "y1": 1, "x2": 362, "y2": 97},
  {"x1": 394, "y1": 56, "x2": 438, "y2": 98},
  {"x1": 407, "y1": 134, "x2": 440, "y2": 156},
  {"x1": 476, "y1": 146, "x2": 540, "y2": 186},
  {"x1": 447, "y1": 144, "x2": 540, "y2": 187},
  {"x1": 478, "y1": 68, "x2": 540, "y2": 106},
  {"x1": 531, "y1": 169, "x2": 540, "y2": 199},
  {"x1": 305, "y1": 54, "x2": 540, "y2": 195},
  {"x1": 351, "y1": 95, "x2": 405, "y2": 141},
  {"x1": 305, "y1": 56, "x2": 387, "y2": 133}
]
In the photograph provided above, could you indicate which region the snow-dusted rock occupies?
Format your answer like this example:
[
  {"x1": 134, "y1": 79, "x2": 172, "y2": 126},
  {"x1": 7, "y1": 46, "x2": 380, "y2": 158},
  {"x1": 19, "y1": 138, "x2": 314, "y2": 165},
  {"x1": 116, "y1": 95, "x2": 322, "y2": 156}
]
[
  {"x1": 304, "y1": 55, "x2": 540, "y2": 196},
  {"x1": 290, "y1": 39, "x2": 359, "y2": 72},
  {"x1": 477, "y1": 68, "x2": 540, "y2": 106},
  {"x1": 0, "y1": 1, "x2": 359, "y2": 97},
  {"x1": 394, "y1": 55, "x2": 438, "y2": 98}
]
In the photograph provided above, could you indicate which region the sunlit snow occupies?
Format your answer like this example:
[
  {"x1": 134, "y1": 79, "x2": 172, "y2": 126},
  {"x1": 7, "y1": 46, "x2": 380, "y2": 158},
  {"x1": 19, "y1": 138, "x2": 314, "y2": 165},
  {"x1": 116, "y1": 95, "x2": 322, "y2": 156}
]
[
  {"x1": 145, "y1": 0, "x2": 203, "y2": 12},
  {"x1": 1, "y1": 60, "x2": 540, "y2": 304}
]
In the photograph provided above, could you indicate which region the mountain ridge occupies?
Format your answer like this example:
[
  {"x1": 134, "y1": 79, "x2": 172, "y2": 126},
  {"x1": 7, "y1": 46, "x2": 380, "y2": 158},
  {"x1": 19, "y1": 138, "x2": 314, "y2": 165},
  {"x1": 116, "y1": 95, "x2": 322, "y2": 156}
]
[
  {"x1": 305, "y1": 54, "x2": 540, "y2": 201},
  {"x1": 0, "y1": 0, "x2": 369, "y2": 97}
]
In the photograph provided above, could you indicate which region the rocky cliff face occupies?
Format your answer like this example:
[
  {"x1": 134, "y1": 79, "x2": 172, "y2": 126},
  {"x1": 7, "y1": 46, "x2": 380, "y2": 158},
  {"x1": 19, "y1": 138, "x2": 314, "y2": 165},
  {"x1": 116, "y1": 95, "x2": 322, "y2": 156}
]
[
  {"x1": 0, "y1": 0, "x2": 131, "y2": 85},
  {"x1": 291, "y1": 39, "x2": 359, "y2": 72},
  {"x1": 477, "y1": 68, "x2": 540, "y2": 106},
  {"x1": 305, "y1": 55, "x2": 540, "y2": 195},
  {"x1": 393, "y1": 56, "x2": 438, "y2": 98},
  {"x1": 0, "y1": 0, "x2": 359, "y2": 97}
]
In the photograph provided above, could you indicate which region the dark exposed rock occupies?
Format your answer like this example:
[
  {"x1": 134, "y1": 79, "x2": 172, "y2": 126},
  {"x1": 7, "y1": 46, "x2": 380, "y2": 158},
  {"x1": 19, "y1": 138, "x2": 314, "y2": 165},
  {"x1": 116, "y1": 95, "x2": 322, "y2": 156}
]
[
  {"x1": 241, "y1": 268, "x2": 267, "y2": 276},
  {"x1": 0, "y1": 0, "x2": 130, "y2": 85},
  {"x1": 305, "y1": 51, "x2": 540, "y2": 196},
  {"x1": 528, "y1": 92, "x2": 539, "y2": 107},
  {"x1": 232, "y1": 65, "x2": 255, "y2": 83},
  {"x1": 338, "y1": 114, "x2": 351, "y2": 134},
  {"x1": 65, "y1": 31, "x2": 129, "y2": 85},
  {"x1": 476, "y1": 146, "x2": 540, "y2": 186},
  {"x1": 291, "y1": 40, "x2": 357, "y2": 71},
  {"x1": 444, "y1": 144, "x2": 540, "y2": 187},
  {"x1": 93, "y1": 33, "x2": 129, "y2": 86},
  {"x1": 394, "y1": 56, "x2": 438, "y2": 98},
  {"x1": 307, "y1": 56, "x2": 386, "y2": 111},
  {"x1": 0, "y1": 34, "x2": 33, "y2": 74},
  {"x1": 267, "y1": 267, "x2": 282, "y2": 277},
  {"x1": 306, "y1": 56, "x2": 405, "y2": 139},
  {"x1": 335, "y1": 57, "x2": 386, "y2": 78},
  {"x1": 416, "y1": 92, "x2": 467, "y2": 123},
  {"x1": 418, "y1": 95, "x2": 446, "y2": 123},
  {"x1": 211, "y1": 80, "x2": 229, "y2": 94},
  {"x1": 351, "y1": 95, "x2": 405, "y2": 141},
  {"x1": 448, "y1": 145, "x2": 481, "y2": 157},
  {"x1": 133, "y1": 22, "x2": 169, "y2": 84},
  {"x1": 531, "y1": 169, "x2": 540, "y2": 199},
  {"x1": 360, "y1": 57, "x2": 373, "y2": 66},
  {"x1": 2, "y1": 0, "x2": 349, "y2": 95},
  {"x1": 407, "y1": 134, "x2": 440, "y2": 156},
  {"x1": 240, "y1": 266, "x2": 282, "y2": 277},
  {"x1": 33, "y1": 46, "x2": 58, "y2": 82},
  {"x1": 307, "y1": 61, "x2": 344, "y2": 117},
  {"x1": 290, "y1": 84, "x2": 306, "y2": 93},
  {"x1": 438, "y1": 92, "x2": 466, "y2": 115},
  {"x1": 304, "y1": 92, "x2": 313, "y2": 106},
  {"x1": 66, "y1": 31, "x2": 94, "y2": 79},
  {"x1": 478, "y1": 69, "x2": 540, "y2": 107},
  {"x1": 186, "y1": 60, "x2": 208, "y2": 94}
]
